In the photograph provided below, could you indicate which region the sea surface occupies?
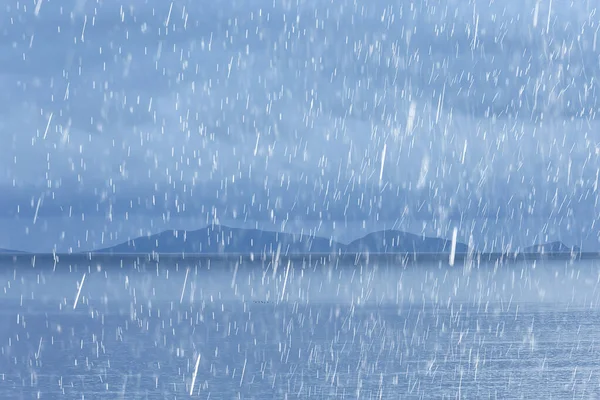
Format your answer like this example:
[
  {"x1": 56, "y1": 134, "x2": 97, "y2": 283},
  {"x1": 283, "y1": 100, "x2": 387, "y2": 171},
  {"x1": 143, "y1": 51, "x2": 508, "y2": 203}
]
[{"x1": 1, "y1": 258, "x2": 600, "y2": 399}]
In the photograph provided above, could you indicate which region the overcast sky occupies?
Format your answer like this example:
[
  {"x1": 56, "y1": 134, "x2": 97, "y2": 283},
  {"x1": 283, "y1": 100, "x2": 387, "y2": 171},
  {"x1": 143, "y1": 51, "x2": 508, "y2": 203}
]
[{"x1": 1, "y1": 0, "x2": 600, "y2": 252}]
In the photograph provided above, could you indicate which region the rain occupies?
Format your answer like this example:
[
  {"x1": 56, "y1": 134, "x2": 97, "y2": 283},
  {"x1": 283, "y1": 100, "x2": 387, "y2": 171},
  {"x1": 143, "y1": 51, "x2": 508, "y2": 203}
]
[{"x1": 1, "y1": 0, "x2": 600, "y2": 398}]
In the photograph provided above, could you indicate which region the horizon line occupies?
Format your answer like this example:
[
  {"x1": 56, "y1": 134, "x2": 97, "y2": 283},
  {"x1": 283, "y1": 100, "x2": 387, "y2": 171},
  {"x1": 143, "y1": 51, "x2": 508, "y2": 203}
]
[{"x1": 0, "y1": 250, "x2": 594, "y2": 264}]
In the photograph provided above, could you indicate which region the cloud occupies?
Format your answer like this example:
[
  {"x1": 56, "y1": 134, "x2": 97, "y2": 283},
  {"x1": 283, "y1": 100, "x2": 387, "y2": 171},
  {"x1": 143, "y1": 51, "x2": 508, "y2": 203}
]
[{"x1": 0, "y1": 0, "x2": 600, "y2": 250}]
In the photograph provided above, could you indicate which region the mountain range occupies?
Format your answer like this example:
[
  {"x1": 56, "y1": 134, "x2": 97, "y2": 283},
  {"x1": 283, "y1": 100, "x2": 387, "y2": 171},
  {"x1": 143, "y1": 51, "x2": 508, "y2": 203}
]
[
  {"x1": 0, "y1": 225, "x2": 582, "y2": 256},
  {"x1": 523, "y1": 242, "x2": 581, "y2": 255},
  {"x1": 96, "y1": 225, "x2": 468, "y2": 255},
  {"x1": 91, "y1": 225, "x2": 579, "y2": 256}
]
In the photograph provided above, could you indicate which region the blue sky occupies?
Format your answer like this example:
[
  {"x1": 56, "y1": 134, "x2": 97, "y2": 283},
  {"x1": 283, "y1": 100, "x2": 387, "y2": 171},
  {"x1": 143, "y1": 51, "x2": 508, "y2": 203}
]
[{"x1": 1, "y1": 0, "x2": 600, "y2": 252}]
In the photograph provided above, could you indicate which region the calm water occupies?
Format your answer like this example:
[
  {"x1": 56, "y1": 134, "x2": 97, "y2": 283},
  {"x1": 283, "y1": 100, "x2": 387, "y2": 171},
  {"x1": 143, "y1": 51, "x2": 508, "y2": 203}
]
[{"x1": 1, "y1": 258, "x2": 600, "y2": 399}]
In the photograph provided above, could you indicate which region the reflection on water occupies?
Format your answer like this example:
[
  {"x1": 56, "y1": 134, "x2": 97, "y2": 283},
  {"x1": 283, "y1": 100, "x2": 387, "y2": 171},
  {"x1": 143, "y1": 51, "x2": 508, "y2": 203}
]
[{"x1": 1, "y1": 259, "x2": 600, "y2": 398}]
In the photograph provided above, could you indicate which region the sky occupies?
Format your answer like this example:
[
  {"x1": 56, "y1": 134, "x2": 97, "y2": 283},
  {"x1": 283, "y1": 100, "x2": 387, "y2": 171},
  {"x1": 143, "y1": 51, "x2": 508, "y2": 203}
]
[{"x1": 1, "y1": 0, "x2": 600, "y2": 252}]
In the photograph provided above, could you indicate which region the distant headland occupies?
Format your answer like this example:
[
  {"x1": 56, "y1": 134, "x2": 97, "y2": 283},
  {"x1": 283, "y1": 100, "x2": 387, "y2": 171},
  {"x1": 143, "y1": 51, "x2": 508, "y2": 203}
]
[
  {"x1": 0, "y1": 225, "x2": 592, "y2": 264},
  {"x1": 95, "y1": 224, "x2": 468, "y2": 255}
]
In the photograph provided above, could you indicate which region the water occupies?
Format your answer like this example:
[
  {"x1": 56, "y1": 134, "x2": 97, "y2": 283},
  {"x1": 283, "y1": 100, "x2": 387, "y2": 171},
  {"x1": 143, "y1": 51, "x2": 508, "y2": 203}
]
[{"x1": 1, "y1": 258, "x2": 600, "y2": 398}]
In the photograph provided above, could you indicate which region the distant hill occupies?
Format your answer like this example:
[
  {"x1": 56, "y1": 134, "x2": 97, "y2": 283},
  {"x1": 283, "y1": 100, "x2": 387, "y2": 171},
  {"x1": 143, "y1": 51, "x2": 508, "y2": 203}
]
[
  {"x1": 0, "y1": 233, "x2": 588, "y2": 257},
  {"x1": 0, "y1": 249, "x2": 27, "y2": 253},
  {"x1": 524, "y1": 241, "x2": 581, "y2": 254},
  {"x1": 0, "y1": 231, "x2": 585, "y2": 257},
  {"x1": 96, "y1": 225, "x2": 467, "y2": 255},
  {"x1": 346, "y1": 230, "x2": 468, "y2": 254},
  {"x1": 97, "y1": 225, "x2": 343, "y2": 255}
]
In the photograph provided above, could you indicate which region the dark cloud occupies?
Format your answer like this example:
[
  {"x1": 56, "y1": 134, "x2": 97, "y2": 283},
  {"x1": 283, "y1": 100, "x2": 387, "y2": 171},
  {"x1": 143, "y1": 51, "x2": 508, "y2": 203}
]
[{"x1": 0, "y1": 176, "x2": 597, "y2": 228}]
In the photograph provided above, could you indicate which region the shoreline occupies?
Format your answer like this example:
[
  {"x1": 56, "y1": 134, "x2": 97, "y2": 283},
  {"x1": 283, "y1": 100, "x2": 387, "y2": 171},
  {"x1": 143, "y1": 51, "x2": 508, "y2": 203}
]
[{"x1": 0, "y1": 251, "x2": 594, "y2": 264}]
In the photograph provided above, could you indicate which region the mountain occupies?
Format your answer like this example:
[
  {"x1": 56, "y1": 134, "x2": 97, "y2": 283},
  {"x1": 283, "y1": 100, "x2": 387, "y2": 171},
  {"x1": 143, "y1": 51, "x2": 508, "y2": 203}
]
[
  {"x1": 346, "y1": 230, "x2": 468, "y2": 254},
  {"x1": 0, "y1": 249, "x2": 27, "y2": 253},
  {"x1": 97, "y1": 225, "x2": 343, "y2": 255},
  {"x1": 96, "y1": 225, "x2": 468, "y2": 255},
  {"x1": 523, "y1": 241, "x2": 581, "y2": 254}
]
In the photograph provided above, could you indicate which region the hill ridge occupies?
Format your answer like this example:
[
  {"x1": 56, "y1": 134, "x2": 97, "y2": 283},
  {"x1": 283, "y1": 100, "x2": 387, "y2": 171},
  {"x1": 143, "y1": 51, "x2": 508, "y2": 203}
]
[{"x1": 96, "y1": 224, "x2": 468, "y2": 255}]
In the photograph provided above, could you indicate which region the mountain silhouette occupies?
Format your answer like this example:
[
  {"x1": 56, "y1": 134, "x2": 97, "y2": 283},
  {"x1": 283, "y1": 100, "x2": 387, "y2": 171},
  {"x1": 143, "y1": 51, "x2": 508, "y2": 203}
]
[
  {"x1": 96, "y1": 225, "x2": 467, "y2": 255},
  {"x1": 524, "y1": 241, "x2": 581, "y2": 254},
  {"x1": 0, "y1": 231, "x2": 586, "y2": 257},
  {"x1": 97, "y1": 225, "x2": 342, "y2": 255},
  {"x1": 346, "y1": 230, "x2": 468, "y2": 254}
]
